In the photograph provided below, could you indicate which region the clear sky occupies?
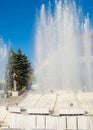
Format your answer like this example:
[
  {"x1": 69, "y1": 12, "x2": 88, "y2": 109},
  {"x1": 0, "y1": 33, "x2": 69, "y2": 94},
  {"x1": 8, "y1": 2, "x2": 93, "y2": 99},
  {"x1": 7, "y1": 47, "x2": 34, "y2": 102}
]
[{"x1": 0, "y1": 0, "x2": 93, "y2": 64}]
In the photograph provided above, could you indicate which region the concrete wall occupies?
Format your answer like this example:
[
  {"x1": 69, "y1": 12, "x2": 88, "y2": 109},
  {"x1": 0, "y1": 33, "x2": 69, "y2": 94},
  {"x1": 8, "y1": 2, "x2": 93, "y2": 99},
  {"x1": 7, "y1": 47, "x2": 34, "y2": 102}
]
[{"x1": 9, "y1": 113, "x2": 93, "y2": 130}]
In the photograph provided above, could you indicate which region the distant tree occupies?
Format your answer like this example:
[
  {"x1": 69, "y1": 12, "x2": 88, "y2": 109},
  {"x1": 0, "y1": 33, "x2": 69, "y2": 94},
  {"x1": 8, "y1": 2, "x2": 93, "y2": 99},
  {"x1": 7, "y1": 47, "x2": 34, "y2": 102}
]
[
  {"x1": 5, "y1": 48, "x2": 16, "y2": 90},
  {"x1": 6, "y1": 48, "x2": 33, "y2": 91}
]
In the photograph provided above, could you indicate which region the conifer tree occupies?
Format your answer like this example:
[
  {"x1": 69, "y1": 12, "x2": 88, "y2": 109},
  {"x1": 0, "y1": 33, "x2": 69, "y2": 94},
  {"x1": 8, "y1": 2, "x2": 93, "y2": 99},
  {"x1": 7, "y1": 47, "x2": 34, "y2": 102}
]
[
  {"x1": 6, "y1": 48, "x2": 32, "y2": 91},
  {"x1": 6, "y1": 48, "x2": 16, "y2": 90},
  {"x1": 14, "y1": 48, "x2": 31, "y2": 90}
]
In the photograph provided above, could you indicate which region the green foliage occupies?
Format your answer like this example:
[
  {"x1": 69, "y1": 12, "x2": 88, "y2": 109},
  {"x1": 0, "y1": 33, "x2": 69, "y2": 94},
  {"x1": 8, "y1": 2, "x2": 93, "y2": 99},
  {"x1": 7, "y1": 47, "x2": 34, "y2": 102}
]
[
  {"x1": 6, "y1": 48, "x2": 33, "y2": 91},
  {"x1": 5, "y1": 48, "x2": 16, "y2": 90}
]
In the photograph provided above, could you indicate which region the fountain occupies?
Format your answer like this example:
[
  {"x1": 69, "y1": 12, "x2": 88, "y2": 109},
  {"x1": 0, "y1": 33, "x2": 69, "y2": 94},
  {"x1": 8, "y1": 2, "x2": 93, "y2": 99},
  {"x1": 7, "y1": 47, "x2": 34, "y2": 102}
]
[
  {"x1": 7, "y1": 1, "x2": 93, "y2": 130},
  {"x1": 35, "y1": 0, "x2": 93, "y2": 92},
  {"x1": 0, "y1": 38, "x2": 8, "y2": 96}
]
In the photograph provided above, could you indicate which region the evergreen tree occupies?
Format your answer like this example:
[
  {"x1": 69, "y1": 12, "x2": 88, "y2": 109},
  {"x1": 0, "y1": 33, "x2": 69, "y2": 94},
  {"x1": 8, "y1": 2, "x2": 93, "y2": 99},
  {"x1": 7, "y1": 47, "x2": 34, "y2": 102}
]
[
  {"x1": 14, "y1": 48, "x2": 32, "y2": 90},
  {"x1": 6, "y1": 48, "x2": 16, "y2": 90},
  {"x1": 6, "y1": 48, "x2": 32, "y2": 91}
]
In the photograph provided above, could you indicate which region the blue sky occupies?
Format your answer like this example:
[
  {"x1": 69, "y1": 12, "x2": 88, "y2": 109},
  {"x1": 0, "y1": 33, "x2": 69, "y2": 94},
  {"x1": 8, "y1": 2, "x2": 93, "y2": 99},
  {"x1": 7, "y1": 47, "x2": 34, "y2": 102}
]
[{"x1": 0, "y1": 0, "x2": 93, "y2": 64}]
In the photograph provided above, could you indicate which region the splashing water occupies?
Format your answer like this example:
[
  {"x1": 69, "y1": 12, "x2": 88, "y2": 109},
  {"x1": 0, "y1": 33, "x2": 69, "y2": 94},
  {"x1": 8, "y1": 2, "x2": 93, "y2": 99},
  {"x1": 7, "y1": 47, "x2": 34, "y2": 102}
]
[
  {"x1": 0, "y1": 38, "x2": 8, "y2": 81},
  {"x1": 35, "y1": 1, "x2": 93, "y2": 92}
]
